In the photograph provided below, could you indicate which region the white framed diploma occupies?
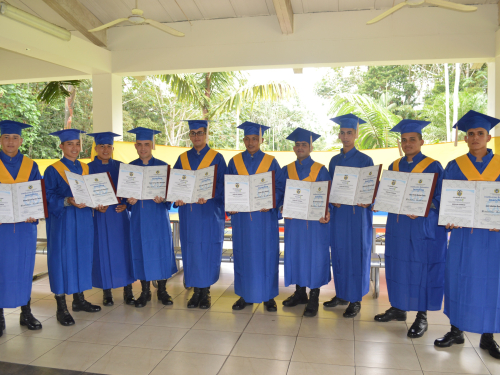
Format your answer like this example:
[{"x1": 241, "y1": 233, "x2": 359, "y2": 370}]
[
  {"x1": 0, "y1": 180, "x2": 48, "y2": 223},
  {"x1": 65, "y1": 171, "x2": 119, "y2": 208},
  {"x1": 166, "y1": 165, "x2": 217, "y2": 204},
  {"x1": 373, "y1": 170, "x2": 437, "y2": 217},
  {"x1": 474, "y1": 182, "x2": 500, "y2": 230},
  {"x1": 438, "y1": 180, "x2": 476, "y2": 228},
  {"x1": 224, "y1": 171, "x2": 275, "y2": 212},
  {"x1": 282, "y1": 180, "x2": 330, "y2": 221},
  {"x1": 116, "y1": 164, "x2": 170, "y2": 200},
  {"x1": 330, "y1": 165, "x2": 382, "y2": 206}
]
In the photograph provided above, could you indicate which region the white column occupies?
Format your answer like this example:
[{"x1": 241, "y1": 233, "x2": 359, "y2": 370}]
[{"x1": 92, "y1": 73, "x2": 123, "y2": 139}]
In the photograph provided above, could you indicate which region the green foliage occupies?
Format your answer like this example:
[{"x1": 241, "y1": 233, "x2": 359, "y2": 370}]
[{"x1": 37, "y1": 80, "x2": 81, "y2": 105}]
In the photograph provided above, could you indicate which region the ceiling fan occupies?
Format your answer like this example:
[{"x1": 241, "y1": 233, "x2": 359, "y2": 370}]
[
  {"x1": 88, "y1": 0, "x2": 184, "y2": 37},
  {"x1": 367, "y1": 0, "x2": 477, "y2": 25}
]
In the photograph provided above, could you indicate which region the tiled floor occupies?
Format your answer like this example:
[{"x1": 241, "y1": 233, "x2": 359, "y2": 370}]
[{"x1": 1, "y1": 262, "x2": 499, "y2": 375}]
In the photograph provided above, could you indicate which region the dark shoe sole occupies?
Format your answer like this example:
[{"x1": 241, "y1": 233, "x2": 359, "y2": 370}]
[
  {"x1": 303, "y1": 310, "x2": 318, "y2": 317},
  {"x1": 374, "y1": 316, "x2": 407, "y2": 322},
  {"x1": 407, "y1": 325, "x2": 428, "y2": 338},
  {"x1": 20, "y1": 321, "x2": 42, "y2": 330},
  {"x1": 72, "y1": 307, "x2": 102, "y2": 313},
  {"x1": 103, "y1": 302, "x2": 114, "y2": 307},
  {"x1": 434, "y1": 337, "x2": 465, "y2": 347},
  {"x1": 282, "y1": 300, "x2": 308, "y2": 307},
  {"x1": 187, "y1": 304, "x2": 199, "y2": 308},
  {"x1": 480, "y1": 343, "x2": 500, "y2": 359},
  {"x1": 124, "y1": 300, "x2": 136, "y2": 306},
  {"x1": 323, "y1": 301, "x2": 349, "y2": 308},
  {"x1": 265, "y1": 306, "x2": 277, "y2": 312},
  {"x1": 199, "y1": 304, "x2": 211, "y2": 309},
  {"x1": 232, "y1": 303, "x2": 253, "y2": 311}
]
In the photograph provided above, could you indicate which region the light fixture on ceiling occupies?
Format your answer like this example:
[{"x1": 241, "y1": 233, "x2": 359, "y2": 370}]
[{"x1": 0, "y1": 2, "x2": 71, "y2": 41}]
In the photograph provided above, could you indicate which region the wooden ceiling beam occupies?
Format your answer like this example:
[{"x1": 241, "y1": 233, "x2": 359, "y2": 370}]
[
  {"x1": 272, "y1": 0, "x2": 293, "y2": 34},
  {"x1": 42, "y1": 0, "x2": 107, "y2": 47}
]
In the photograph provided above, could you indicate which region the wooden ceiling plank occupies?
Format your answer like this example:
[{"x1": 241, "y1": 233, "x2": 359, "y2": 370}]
[
  {"x1": 157, "y1": 0, "x2": 204, "y2": 22},
  {"x1": 42, "y1": 0, "x2": 107, "y2": 47},
  {"x1": 272, "y1": 0, "x2": 293, "y2": 34}
]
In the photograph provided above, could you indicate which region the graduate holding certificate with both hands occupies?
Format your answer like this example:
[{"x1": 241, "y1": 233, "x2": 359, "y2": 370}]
[
  {"x1": 280, "y1": 128, "x2": 331, "y2": 318},
  {"x1": 173, "y1": 120, "x2": 227, "y2": 309},
  {"x1": 373, "y1": 120, "x2": 447, "y2": 340},
  {"x1": 434, "y1": 111, "x2": 500, "y2": 360},
  {"x1": 226, "y1": 122, "x2": 284, "y2": 312}
]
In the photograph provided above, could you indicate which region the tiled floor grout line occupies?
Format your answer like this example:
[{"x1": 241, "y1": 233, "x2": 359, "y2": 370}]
[{"x1": 285, "y1": 311, "x2": 305, "y2": 375}]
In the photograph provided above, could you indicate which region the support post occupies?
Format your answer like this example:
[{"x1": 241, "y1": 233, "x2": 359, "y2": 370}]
[{"x1": 92, "y1": 74, "x2": 123, "y2": 138}]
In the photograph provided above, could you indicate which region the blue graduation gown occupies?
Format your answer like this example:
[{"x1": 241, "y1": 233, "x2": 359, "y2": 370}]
[
  {"x1": 45, "y1": 157, "x2": 94, "y2": 295},
  {"x1": 173, "y1": 145, "x2": 227, "y2": 288},
  {"x1": 0, "y1": 151, "x2": 42, "y2": 308},
  {"x1": 385, "y1": 152, "x2": 447, "y2": 312},
  {"x1": 443, "y1": 149, "x2": 500, "y2": 333},
  {"x1": 282, "y1": 157, "x2": 332, "y2": 289},
  {"x1": 88, "y1": 158, "x2": 135, "y2": 289},
  {"x1": 128, "y1": 157, "x2": 177, "y2": 281},
  {"x1": 227, "y1": 150, "x2": 285, "y2": 303},
  {"x1": 329, "y1": 148, "x2": 373, "y2": 302}
]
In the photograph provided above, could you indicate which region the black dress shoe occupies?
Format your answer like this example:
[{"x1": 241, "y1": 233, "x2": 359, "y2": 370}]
[
  {"x1": 374, "y1": 306, "x2": 407, "y2": 322},
  {"x1": 407, "y1": 311, "x2": 428, "y2": 338},
  {"x1": 20, "y1": 299, "x2": 42, "y2": 330},
  {"x1": 199, "y1": 287, "x2": 211, "y2": 309},
  {"x1": 282, "y1": 285, "x2": 308, "y2": 307},
  {"x1": 232, "y1": 297, "x2": 253, "y2": 310},
  {"x1": 54, "y1": 295, "x2": 75, "y2": 326},
  {"x1": 72, "y1": 293, "x2": 101, "y2": 312},
  {"x1": 303, "y1": 288, "x2": 320, "y2": 317},
  {"x1": 0, "y1": 308, "x2": 5, "y2": 337},
  {"x1": 434, "y1": 325, "x2": 464, "y2": 347},
  {"x1": 157, "y1": 280, "x2": 173, "y2": 305},
  {"x1": 187, "y1": 288, "x2": 201, "y2": 308},
  {"x1": 264, "y1": 299, "x2": 277, "y2": 312},
  {"x1": 135, "y1": 280, "x2": 152, "y2": 308},
  {"x1": 480, "y1": 333, "x2": 500, "y2": 359},
  {"x1": 343, "y1": 302, "x2": 361, "y2": 318},
  {"x1": 323, "y1": 296, "x2": 349, "y2": 308},
  {"x1": 123, "y1": 284, "x2": 136, "y2": 305},
  {"x1": 102, "y1": 289, "x2": 114, "y2": 307}
]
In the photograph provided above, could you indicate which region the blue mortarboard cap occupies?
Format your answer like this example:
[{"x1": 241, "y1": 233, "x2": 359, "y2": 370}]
[
  {"x1": 49, "y1": 129, "x2": 86, "y2": 143},
  {"x1": 453, "y1": 110, "x2": 500, "y2": 133},
  {"x1": 330, "y1": 114, "x2": 366, "y2": 130},
  {"x1": 237, "y1": 121, "x2": 270, "y2": 136},
  {"x1": 286, "y1": 128, "x2": 321, "y2": 143},
  {"x1": 127, "y1": 127, "x2": 161, "y2": 141},
  {"x1": 86, "y1": 132, "x2": 121, "y2": 145},
  {"x1": 390, "y1": 119, "x2": 430, "y2": 134},
  {"x1": 0, "y1": 120, "x2": 32, "y2": 135},
  {"x1": 184, "y1": 120, "x2": 209, "y2": 131}
]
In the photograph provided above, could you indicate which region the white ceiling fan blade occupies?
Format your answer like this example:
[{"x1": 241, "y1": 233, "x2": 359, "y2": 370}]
[
  {"x1": 425, "y1": 0, "x2": 477, "y2": 12},
  {"x1": 366, "y1": 2, "x2": 408, "y2": 25},
  {"x1": 144, "y1": 19, "x2": 185, "y2": 37},
  {"x1": 89, "y1": 18, "x2": 129, "y2": 32}
]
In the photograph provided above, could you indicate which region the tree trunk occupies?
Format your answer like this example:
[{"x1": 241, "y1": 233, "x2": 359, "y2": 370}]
[
  {"x1": 203, "y1": 73, "x2": 211, "y2": 120},
  {"x1": 64, "y1": 85, "x2": 76, "y2": 129},
  {"x1": 452, "y1": 63, "x2": 460, "y2": 142},
  {"x1": 235, "y1": 107, "x2": 240, "y2": 150},
  {"x1": 444, "y1": 63, "x2": 451, "y2": 142}
]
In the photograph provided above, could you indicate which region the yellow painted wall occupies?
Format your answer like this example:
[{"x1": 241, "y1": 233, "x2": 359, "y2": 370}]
[{"x1": 34, "y1": 137, "x2": 500, "y2": 175}]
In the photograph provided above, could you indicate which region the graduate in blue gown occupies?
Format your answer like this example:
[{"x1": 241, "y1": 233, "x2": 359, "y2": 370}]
[
  {"x1": 45, "y1": 129, "x2": 101, "y2": 327},
  {"x1": 280, "y1": 128, "x2": 331, "y2": 317},
  {"x1": 324, "y1": 114, "x2": 374, "y2": 318},
  {"x1": 373, "y1": 120, "x2": 447, "y2": 339},
  {"x1": 126, "y1": 127, "x2": 177, "y2": 308},
  {"x1": 173, "y1": 120, "x2": 227, "y2": 309},
  {"x1": 0, "y1": 121, "x2": 43, "y2": 337},
  {"x1": 434, "y1": 111, "x2": 500, "y2": 360},
  {"x1": 87, "y1": 132, "x2": 136, "y2": 307},
  {"x1": 227, "y1": 122, "x2": 285, "y2": 312}
]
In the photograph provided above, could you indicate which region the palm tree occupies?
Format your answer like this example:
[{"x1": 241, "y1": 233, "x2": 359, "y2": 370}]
[
  {"x1": 329, "y1": 93, "x2": 401, "y2": 149},
  {"x1": 37, "y1": 80, "x2": 82, "y2": 129}
]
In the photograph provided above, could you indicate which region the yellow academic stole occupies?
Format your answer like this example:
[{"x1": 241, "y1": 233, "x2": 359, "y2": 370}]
[
  {"x1": 180, "y1": 149, "x2": 218, "y2": 171},
  {"x1": 393, "y1": 157, "x2": 435, "y2": 173},
  {"x1": 455, "y1": 154, "x2": 500, "y2": 181},
  {"x1": 287, "y1": 161, "x2": 323, "y2": 182},
  {"x1": 233, "y1": 152, "x2": 274, "y2": 175},
  {"x1": 0, "y1": 156, "x2": 34, "y2": 184},
  {"x1": 51, "y1": 160, "x2": 89, "y2": 185}
]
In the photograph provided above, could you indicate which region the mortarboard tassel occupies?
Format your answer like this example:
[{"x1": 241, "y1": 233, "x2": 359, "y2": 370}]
[
  {"x1": 454, "y1": 127, "x2": 458, "y2": 147},
  {"x1": 310, "y1": 133, "x2": 313, "y2": 153},
  {"x1": 397, "y1": 139, "x2": 403, "y2": 157},
  {"x1": 153, "y1": 134, "x2": 156, "y2": 150},
  {"x1": 259, "y1": 126, "x2": 262, "y2": 145}
]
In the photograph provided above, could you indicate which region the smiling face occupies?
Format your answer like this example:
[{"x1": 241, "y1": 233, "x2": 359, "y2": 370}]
[
  {"x1": 243, "y1": 134, "x2": 261, "y2": 155},
  {"x1": 339, "y1": 127, "x2": 358, "y2": 149},
  {"x1": 464, "y1": 127, "x2": 491, "y2": 153},
  {"x1": 401, "y1": 132, "x2": 424, "y2": 158},
  {"x1": 59, "y1": 139, "x2": 81, "y2": 161},
  {"x1": 95, "y1": 144, "x2": 113, "y2": 161},
  {"x1": 293, "y1": 141, "x2": 311, "y2": 160},
  {"x1": 134, "y1": 140, "x2": 153, "y2": 160},
  {"x1": 0, "y1": 134, "x2": 23, "y2": 157}
]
